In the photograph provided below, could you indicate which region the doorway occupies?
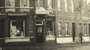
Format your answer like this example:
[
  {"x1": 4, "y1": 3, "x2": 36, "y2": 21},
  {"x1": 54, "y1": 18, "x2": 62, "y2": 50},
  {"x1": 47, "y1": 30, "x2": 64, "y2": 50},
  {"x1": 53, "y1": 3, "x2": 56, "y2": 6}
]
[{"x1": 35, "y1": 16, "x2": 45, "y2": 43}]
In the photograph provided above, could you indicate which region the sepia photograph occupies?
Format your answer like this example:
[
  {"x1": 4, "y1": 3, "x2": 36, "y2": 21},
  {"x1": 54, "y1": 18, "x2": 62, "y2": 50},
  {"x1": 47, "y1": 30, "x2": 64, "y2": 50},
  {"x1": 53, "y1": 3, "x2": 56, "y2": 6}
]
[{"x1": 0, "y1": 0, "x2": 90, "y2": 50}]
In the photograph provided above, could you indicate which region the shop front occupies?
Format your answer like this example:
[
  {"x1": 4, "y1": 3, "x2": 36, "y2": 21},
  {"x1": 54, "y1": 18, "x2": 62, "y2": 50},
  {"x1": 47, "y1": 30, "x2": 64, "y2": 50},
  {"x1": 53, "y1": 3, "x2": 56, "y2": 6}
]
[
  {"x1": 5, "y1": 16, "x2": 30, "y2": 43},
  {"x1": 34, "y1": 14, "x2": 56, "y2": 43}
]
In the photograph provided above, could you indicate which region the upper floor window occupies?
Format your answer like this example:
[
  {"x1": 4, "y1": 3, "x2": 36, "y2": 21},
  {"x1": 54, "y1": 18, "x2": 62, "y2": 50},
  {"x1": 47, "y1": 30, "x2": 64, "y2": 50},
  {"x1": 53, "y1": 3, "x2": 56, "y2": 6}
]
[
  {"x1": 0, "y1": 0, "x2": 5, "y2": 12},
  {"x1": 5, "y1": 0, "x2": 15, "y2": 12},
  {"x1": 20, "y1": 0, "x2": 30, "y2": 12}
]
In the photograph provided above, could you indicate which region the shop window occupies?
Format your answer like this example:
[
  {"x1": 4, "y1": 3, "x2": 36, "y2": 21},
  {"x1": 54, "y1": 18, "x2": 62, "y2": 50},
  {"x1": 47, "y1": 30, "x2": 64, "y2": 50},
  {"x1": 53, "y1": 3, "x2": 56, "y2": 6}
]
[
  {"x1": 46, "y1": 20, "x2": 55, "y2": 41},
  {"x1": 10, "y1": 19, "x2": 25, "y2": 38},
  {"x1": 36, "y1": 26, "x2": 42, "y2": 33},
  {"x1": 58, "y1": 22, "x2": 61, "y2": 36},
  {"x1": 65, "y1": 23, "x2": 72, "y2": 36},
  {"x1": 46, "y1": 21, "x2": 53, "y2": 35},
  {"x1": 79, "y1": 23, "x2": 82, "y2": 34},
  {"x1": 59, "y1": 22, "x2": 71, "y2": 37},
  {"x1": 83, "y1": 24, "x2": 88, "y2": 36}
]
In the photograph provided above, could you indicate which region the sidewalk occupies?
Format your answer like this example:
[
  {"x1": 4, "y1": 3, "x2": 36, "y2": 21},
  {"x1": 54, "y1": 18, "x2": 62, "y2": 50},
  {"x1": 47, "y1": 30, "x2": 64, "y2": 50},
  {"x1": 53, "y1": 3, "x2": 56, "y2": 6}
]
[{"x1": 2, "y1": 41, "x2": 90, "y2": 50}]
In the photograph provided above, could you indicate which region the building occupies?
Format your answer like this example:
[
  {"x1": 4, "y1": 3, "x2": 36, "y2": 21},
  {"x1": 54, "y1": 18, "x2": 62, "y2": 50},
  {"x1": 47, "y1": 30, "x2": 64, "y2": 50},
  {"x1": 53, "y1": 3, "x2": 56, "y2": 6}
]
[
  {"x1": 0, "y1": 0, "x2": 56, "y2": 44},
  {"x1": 56, "y1": 0, "x2": 90, "y2": 43},
  {"x1": 0, "y1": 0, "x2": 34, "y2": 43},
  {"x1": 0, "y1": 0, "x2": 90, "y2": 45}
]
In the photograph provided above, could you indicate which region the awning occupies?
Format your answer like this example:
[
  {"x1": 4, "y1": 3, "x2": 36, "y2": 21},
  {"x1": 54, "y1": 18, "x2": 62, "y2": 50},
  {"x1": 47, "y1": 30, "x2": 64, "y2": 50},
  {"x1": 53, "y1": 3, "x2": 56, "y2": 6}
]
[{"x1": 36, "y1": 7, "x2": 49, "y2": 14}]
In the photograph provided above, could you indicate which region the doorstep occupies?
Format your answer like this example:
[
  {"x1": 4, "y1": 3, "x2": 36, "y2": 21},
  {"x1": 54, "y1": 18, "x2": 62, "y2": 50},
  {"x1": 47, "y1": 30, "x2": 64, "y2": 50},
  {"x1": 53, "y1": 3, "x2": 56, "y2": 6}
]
[{"x1": 5, "y1": 37, "x2": 30, "y2": 43}]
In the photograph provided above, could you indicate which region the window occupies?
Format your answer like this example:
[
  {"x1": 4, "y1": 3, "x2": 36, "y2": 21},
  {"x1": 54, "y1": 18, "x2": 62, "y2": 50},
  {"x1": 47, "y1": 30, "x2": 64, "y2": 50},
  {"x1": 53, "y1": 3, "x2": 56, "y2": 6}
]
[
  {"x1": 79, "y1": 23, "x2": 83, "y2": 34},
  {"x1": 20, "y1": 0, "x2": 30, "y2": 12},
  {"x1": 67, "y1": 0, "x2": 73, "y2": 12},
  {"x1": 46, "y1": 20, "x2": 55, "y2": 41},
  {"x1": 0, "y1": 0, "x2": 5, "y2": 12},
  {"x1": 36, "y1": 26, "x2": 42, "y2": 33},
  {"x1": 60, "y1": 0, "x2": 65, "y2": 12},
  {"x1": 46, "y1": 21, "x2": 54, "y2": 35},
  {"x1": 83, "y1": 24, "x2": 88, "y2": 36},
  {"x1": 36, "y1": 0, "x2": 44, "y2": 7},
  {"x1": 59, "y1": 22, "x2": 72, "y2": 37},
  {"x1": 5, "y1": 0, "x2": 15, "y2": 12},
  {"x1": 65, "y1": 23, "x2": 72, "y2": 36},
  {"x1": 10, "y1": 17, "x2": 25, "y2": 38},
  {"x1": 57, "y1": 0, "x2": 61, "y2": 10}
]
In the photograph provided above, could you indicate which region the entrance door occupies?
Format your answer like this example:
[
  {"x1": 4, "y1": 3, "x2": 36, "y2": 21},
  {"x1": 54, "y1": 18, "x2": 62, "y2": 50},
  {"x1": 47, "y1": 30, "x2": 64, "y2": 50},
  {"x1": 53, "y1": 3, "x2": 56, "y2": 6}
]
[{"x1": 35, "y1": 16, "x2": 45, "y2": 43}]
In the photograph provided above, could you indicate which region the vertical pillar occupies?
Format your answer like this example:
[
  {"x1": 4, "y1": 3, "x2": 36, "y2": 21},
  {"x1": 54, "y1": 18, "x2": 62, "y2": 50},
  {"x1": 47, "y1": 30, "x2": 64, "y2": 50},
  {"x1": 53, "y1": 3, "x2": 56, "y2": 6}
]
[
  {"x1": 61, "y1": 22, "x2": 66, "y2": 36},
  {"x1": 69, "y1": 23, "x2": 72, "y2": 35},
  {"x1": 57, "y1": 0, "x2": 60, "y2": 10},
  {"x1": 87, "y1": 24, "x2": 89, "y2": 36},
  {"x1": 72, "y1": 23, "x2": 76, "y2": 41},
  {"x1": 25, "y1": 16, "x2": 34, "y2": 37},
  {"x1": 82, "y1": 23, "x2": 84, "y2": 36},
  {"x1": 75, "y1": 23, "x2": 79, "y2": 36},
  {"x1": 4, "y1": 17, "x2": 10, "y2": 37},
  {"x1": 89, "y1": 24, "x2": 90, "y2": 36}
]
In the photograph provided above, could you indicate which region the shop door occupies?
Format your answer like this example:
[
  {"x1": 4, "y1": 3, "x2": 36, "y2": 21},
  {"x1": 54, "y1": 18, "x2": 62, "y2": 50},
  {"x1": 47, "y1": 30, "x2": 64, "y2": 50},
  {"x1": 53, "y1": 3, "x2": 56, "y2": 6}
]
[
  {"x1": 35, "y1": 17, "x2": 46, "y2": 43},
  {"x1": 35, "y1": 26, "x2": 45, "y2": 42}
]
